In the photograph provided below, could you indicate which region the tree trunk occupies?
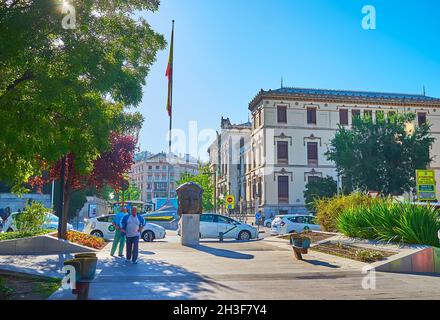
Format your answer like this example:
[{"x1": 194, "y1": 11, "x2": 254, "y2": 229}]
[
  {"x1": 59, "y1": 156, "x2": 73, "y2": 240},
  {"x1": 60, "y1": 187, "x2": 72, "y2": 240}
]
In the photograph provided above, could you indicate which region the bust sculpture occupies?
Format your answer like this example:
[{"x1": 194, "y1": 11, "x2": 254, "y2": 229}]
[{"x1": 176, "y1": 182, "x2": 203, "y2": 216}]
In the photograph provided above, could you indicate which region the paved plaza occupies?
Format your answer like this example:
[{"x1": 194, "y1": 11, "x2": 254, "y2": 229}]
[{"x1": 1, "y1": 232, "x2": 439, "y2": 300}]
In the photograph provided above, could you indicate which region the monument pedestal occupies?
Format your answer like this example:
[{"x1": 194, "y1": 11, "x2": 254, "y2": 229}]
[{"x1": 181, "y1": 214, "x2": 200, "y2": 246}]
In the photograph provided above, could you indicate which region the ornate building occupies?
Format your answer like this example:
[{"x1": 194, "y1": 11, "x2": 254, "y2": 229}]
[{"x1": 211, "y1": 87, "x2": 440, "y2": 218}]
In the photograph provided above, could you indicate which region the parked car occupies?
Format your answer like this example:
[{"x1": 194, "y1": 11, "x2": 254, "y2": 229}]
[
  {"x1": 271, "y1": 215, "x2": 321, "y2": 235},
  {"x1": 178, "y1": 213, "x2": 258, "y2": 241},
  {"x1": 3, "y1": 212, "x2": 73, "y2": 233},
  {"x1": 83, "y1": 214, "x2": 166, "y2": 242},
  {"x1": 264, "y1": 218, "x2": 274, "y2": 228}
]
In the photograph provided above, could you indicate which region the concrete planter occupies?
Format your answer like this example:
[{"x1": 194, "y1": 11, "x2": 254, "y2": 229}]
[{"x1": 0, "y1": 234, "x2": 97, "y2": 255}]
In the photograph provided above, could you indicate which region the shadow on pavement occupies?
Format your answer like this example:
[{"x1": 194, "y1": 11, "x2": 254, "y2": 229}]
[
  {"x1": 190, "y1": 245, "x2": 254, "y2": 260},
  {"x1": 87, "y1": 258, "x2": 236, "y2": 300},
  {"x1": 302, "y1": 259, "x2": 340, "y2": 269},
  {"x1": 0, "y1": 254, "x2": 73, "y2": 278}
]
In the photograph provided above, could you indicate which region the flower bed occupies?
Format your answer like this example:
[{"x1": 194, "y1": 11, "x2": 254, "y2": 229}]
[
  {"x1": 51, "y1": 230, "x2": 107, "y2": 250},
  {"x1": 0, "y1": 230, "x2": 53, "y2": 242},
  {"x1": 310, "y1": 242, "x2": 397, "y2": 263},
  {"x1": 279, "y1": 231, "x2": 334, "y2": 244}
]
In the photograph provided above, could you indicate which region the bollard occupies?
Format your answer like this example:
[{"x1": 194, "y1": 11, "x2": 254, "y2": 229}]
[
  {"x1": 290, "y1": 234, "x2": 311, "y2": 261},
  {"x1": 64, "y1": 253, "x2": 98, "y2": 300}
]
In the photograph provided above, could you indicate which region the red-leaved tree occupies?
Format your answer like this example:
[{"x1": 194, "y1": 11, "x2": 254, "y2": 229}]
[{"x1": 31, "y1": 133, "x2": 136, "y2": 239}]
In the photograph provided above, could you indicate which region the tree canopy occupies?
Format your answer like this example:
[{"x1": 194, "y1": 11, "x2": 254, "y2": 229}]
[
  {"x1": 326, "y1": 113, "x2": 435, "y2": 195},
  {"x1": 0, "y1": 0, "x2": 165, "y2": 191},
  {"x1": 303, "y1": 176, "x2": 338, "y2": 212},
  {"x1": 177, "y1": 164, "x2": 214, "y2": 212}
]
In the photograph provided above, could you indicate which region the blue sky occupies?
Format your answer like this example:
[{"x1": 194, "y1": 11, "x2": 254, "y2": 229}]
[{"x1": 139, "y1": 0, "x2": 440, "y2": 160}]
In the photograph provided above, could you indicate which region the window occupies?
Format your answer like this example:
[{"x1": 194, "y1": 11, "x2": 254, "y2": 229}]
[
  {"x1": 307, "y1": 142, "x2": 318, "y2": 165},
  {"x1": 289, "y1": 216, "x2": 305, "y2": 223},
  {"x1": 277, "y1": 141, "x2": 288, "y2": 164},
  {"x1": 307, "y1": 176, "x2": 320, "y2": 184},
  {"x1": 339, "y1": 109, "x2": 349, "y2": 125},
  {"x1": 376, "y1": 111, "x2": 385, "y2": 121},
  {"x1": 258, "y1": 110, "x2": 262, "y2": 127},
  {"x1": 218, "y1": 216, "x2": 233, "y2": 224},
  {"x1": 200, "y1": 214, "x2": 215, "y2": 223},
  {"x1": 364, "y1": 110, "x2": 373, "y2": 119},
  {"x1": 278, "y1": 176, "x2": 289, "y2": 203},
  {"x1": 388, "y1": 111, "x2": 396, "y2": 118},
  {"x1": 277, "y1": 106, "x2": 287, "y2": 123},
  {"x1": 307, "y1": 107, "x2": 317, "y2": 124},
  {"x1": 418, "y1": 112, "x2": 427, "y2": 126}
]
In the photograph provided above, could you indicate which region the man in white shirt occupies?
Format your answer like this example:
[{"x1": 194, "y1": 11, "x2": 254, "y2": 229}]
[{"x1": 121, "y1": 207, "x2": 145, "y2": 264}]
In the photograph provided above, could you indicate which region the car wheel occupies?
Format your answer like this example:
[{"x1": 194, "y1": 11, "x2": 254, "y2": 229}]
[
  {"x1": 265, "y1": 222, "x2": 271, "y2": 228},
  {"x1": 142, "y1": 230, "x2": 155, "y2": 242},
  {"x1": 91, "y1": 230, "x2": 104, "y2": 238},
  {"x1": 7, "y1": 228, "x2": 13, "y2": 233},
  {"x1": 288, "y1": 230, "x2": 295, "y2": 234},
  {"x1": 238, "y1": 230, "x2": 251, "y2": 241}
]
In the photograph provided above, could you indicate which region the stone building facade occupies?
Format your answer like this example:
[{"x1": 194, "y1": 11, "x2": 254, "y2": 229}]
[
  {"x1": 207, "y1": 118, "x2": 251, "y2": 214},
  {"x1": 211, "y1": 87, "x2": 440, "y2": 218}
]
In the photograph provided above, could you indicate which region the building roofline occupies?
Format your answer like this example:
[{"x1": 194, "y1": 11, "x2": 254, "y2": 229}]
[{"x1": 249, "y1": 87, "x2": 440, "y2": 111}]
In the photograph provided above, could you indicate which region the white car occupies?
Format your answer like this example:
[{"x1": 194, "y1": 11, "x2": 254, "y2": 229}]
[
  {"x1": 271, "y1": 215, "x2": 321, "y2": 235},
  {"x1": 178, "y1": 213, "x2": 258, "y2": 241},
  {"x1": 83, "y1": 214, "x2": 166, "y2": 242},
  {"x1": 264, "y1": 218, "x2": 274, "y2": 228},
  {"x1": 3, "y1": 212, "x2": 73, "y2": 232}
]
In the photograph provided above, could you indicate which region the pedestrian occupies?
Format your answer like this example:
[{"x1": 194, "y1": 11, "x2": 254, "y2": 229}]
[
  {"x1": 121, "y1": 207, "x2": 145, "y2": 264},
  {"x1": 110, "y1": 207, "x2": 128, "y2": 257}
]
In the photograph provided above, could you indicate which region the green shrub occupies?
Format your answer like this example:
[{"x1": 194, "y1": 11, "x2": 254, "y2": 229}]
[
  {"x1": 315, "y1": 193, "x2": 385, "y2": 232},
  {"x1": 0, "y1": 230, "x2": 52, "y2": 242},
  {"x1": 15, "y1": 202, "x2": 51, "y2": 233},
  {"x1": 337, "y1": 202, "x2": 440, "y2": 247},
  {"x1": 0, "y1": 278, "x2": 14, "y2": 300}
]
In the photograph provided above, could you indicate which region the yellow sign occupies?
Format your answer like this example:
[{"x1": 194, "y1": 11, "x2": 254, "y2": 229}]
[
  {"x1": 226, "y1": 195, "x2": 235, "y2": 209},
  {"x1": 416, "y1": 170, "x2": 437, "y2": 201}
]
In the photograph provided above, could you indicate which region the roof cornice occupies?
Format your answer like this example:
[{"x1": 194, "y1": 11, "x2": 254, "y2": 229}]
[{"x1": 249, "y1": 89, "x2": 440, "y2": 111}]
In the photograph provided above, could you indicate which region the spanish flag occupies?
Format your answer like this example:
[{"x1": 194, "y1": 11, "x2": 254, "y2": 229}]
[{"x1": 166, "y1": 21, "x2": 174, "y2": 117}]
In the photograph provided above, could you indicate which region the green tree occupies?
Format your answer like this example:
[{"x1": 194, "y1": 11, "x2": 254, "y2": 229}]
[
  {"x1": 177, "y1": 165, "x2": 214, "y2": 212},
  {"x1": 15, "y1": 202, "x2": 51, "y2": 233},
  {"x1": 303, "y1": 176, "x2": 338, "y2": 212},
  {"x1": 0, "y1": 1, "x2": 165, "y2": 191},
  {"x1": 326, "y1": 113, "x2": 435, "y2": 195}
]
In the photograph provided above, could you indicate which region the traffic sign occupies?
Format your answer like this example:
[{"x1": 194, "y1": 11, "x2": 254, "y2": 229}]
[
  {"x1": 416, "y1": 170, "x2": 437, "y2": 201},
  {"x1": 226, "y1": 195, "x2": 235, "y2": 209}
]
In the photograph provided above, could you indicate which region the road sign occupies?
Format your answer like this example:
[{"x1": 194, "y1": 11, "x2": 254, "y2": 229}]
[
  {"x1": 226, "y1": 195, "x2": 235, "y2": 209},
  {"x1": 416, "y1": 170, "x2": 437, "y2": 201}
]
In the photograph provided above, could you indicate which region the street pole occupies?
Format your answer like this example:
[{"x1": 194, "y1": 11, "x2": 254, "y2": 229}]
[
  {"x1": 57, "y1": 155, "x2": 66, "y2": 239},
  {"x1": 51, "y1": 180, "x2": 55, "y2": 209},
  {"x1": 213, "y1": 169, "x2": 217, "y2": 212}
]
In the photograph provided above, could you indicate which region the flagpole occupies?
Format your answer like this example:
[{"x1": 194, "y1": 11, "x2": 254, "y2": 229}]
[{"x1": 167, "y1": 20, "x2": 175, "y2": 201}]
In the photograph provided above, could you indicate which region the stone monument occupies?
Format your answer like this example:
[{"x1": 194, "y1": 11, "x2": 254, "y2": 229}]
[{"x1": 176, "y1": 182, "x2": 203, "y2": 246}]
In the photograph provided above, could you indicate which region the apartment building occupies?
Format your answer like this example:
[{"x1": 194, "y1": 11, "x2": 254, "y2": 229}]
[
  {"x1": 212, "y1": 87, "x2": 440, "y2": 218},
  {"x1": 130, "y1": 152, "x2": 199, "y2": 203}
]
